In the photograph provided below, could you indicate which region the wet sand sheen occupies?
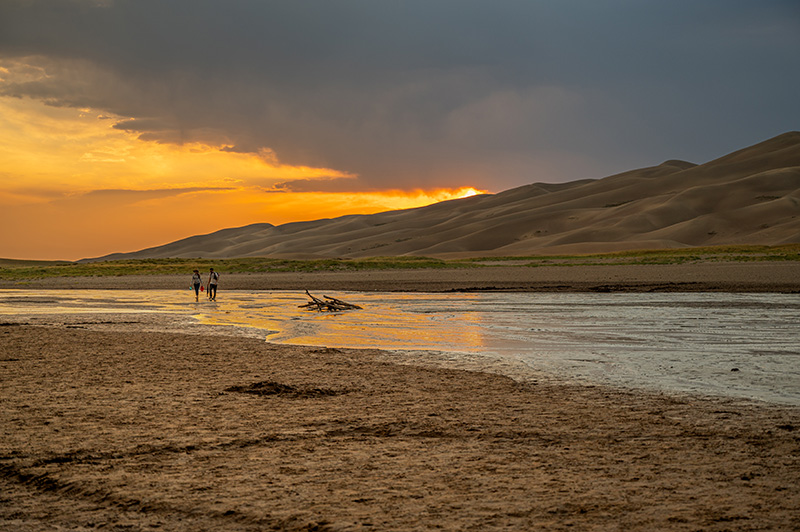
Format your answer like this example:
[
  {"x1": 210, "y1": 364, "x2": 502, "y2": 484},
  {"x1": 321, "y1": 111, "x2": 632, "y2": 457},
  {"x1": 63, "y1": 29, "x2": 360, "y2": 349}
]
[{"x1": 1, "y1": 324, "x2": 799, "y2": 531}]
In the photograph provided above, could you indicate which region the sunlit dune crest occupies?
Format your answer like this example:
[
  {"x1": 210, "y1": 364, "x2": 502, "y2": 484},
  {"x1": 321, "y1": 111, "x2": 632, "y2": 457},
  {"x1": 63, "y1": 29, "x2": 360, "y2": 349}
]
[{"x1": 370, "y1": 187, "x2": 488, "y2": 205}]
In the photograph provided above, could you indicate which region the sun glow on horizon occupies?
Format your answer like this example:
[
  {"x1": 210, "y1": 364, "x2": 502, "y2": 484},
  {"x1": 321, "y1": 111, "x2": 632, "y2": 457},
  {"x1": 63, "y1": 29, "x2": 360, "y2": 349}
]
[
  {"x1": 456, "y1": 187, "x2": 482, "y2": 198},
  {"x1": 0, "y1": 97, "x2": 489, "y2": 261}
]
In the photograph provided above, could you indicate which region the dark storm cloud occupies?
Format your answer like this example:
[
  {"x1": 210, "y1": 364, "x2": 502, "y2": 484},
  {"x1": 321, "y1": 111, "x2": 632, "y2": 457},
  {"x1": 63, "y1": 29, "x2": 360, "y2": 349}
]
[{"x1": 1, "y1": 0, "x2": 798, "y2": 191}]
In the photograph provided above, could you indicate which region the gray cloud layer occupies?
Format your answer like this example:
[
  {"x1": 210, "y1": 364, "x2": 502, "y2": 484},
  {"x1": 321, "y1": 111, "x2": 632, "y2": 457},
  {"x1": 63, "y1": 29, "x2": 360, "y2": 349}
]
[{"x1": 1, "y1": 0, "x2": 798, "y2": 191}]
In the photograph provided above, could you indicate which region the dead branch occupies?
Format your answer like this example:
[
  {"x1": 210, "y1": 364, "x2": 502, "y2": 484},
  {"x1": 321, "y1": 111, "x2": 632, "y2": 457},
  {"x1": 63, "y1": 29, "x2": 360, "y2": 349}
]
[
  {"x1": 323, "y1": 295, "x2": 362, "y2": 310},
  {"x1": 300, "y1": 290, "x2": 362, "y2": 312}
]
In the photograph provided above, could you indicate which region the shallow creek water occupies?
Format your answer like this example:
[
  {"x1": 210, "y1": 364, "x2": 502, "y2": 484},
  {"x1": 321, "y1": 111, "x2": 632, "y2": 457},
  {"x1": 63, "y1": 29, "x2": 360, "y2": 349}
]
[{"x1": 2, "y1": 289, "x2": 799, "y2": 406}]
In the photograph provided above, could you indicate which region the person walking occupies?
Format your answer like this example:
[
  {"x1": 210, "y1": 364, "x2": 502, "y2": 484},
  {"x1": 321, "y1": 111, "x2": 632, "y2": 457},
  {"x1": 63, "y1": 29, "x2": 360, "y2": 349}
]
[
  {"x1": 207, "y1": 268, "x2": 219, "y2": 301},
  {"x1": 191, "y1": 269, "x2": 202, "y2": 301}
]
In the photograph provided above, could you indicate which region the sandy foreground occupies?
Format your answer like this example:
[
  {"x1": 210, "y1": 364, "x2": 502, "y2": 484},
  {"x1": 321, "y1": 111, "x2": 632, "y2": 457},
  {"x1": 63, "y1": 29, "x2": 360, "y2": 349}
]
[{"x1": 2, "y1": 265, "x2": 800, "y2": 531}]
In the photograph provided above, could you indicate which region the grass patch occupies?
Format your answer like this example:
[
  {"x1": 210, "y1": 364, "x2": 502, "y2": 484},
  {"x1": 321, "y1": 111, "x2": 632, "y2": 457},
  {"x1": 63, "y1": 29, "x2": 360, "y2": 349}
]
[
  {"x1": 0, "y1": 256, "x2": 463, "y2": 281},
  {"x1": 0, "y1": 245, "x2": 797, "y2": 281},
  {"x1": 460, "y1": 244, "x2": 800, "y2": 266}
]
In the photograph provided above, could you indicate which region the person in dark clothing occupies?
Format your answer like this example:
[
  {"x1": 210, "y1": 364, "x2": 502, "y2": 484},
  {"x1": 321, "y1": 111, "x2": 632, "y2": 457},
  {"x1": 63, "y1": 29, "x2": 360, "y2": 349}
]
[{"x1": 207, "y1": 268, "x2": 219, "y2": 301}]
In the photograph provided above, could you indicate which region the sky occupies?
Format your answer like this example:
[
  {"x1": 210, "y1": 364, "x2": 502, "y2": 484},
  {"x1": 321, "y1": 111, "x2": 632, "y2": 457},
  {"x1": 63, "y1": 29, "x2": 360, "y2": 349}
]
[{"x1": 1, "y1": 1, "x2": 798, "y2": 261}]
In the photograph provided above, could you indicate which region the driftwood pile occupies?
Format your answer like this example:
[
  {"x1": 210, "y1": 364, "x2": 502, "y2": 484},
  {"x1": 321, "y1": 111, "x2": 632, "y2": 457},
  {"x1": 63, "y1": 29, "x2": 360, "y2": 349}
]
[{"x1": 300, "y1": 290, "x2": 363, "y2": 312}]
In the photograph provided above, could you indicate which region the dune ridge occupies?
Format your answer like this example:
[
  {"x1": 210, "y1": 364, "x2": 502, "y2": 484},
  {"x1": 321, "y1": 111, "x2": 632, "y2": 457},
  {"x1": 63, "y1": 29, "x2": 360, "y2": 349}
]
[{"x1": 91, "y1": 132, "x2": 800, "y2": 260}]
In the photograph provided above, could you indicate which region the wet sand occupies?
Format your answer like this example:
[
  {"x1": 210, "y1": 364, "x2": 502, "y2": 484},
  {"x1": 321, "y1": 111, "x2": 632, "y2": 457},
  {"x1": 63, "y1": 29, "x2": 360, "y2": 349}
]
[{"x1": 2, "y1": 320, "x2": 799, "y2": 531}]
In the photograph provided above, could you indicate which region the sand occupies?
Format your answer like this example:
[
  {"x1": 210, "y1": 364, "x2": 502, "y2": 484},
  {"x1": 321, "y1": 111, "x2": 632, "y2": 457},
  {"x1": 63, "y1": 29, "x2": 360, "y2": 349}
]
[
  {"x1": 4, "y1": 261, "x2": 800, "y2": 292},
  {"x1": 2, "y1": 266, "x2": 800, "y2": 530},
  {"x1": 1, "y1": 327, "x2": 798, "y2": 532},
  {"x1": 1, "y1": 309, "x2": 799, "y2": 529}
]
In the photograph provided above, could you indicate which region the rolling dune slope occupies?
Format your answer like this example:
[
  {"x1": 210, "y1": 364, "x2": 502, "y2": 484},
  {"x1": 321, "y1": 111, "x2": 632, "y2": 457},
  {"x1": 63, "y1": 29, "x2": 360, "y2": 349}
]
[{"x1": 92, "y1": 132, "x2": 800, "y2": 260}]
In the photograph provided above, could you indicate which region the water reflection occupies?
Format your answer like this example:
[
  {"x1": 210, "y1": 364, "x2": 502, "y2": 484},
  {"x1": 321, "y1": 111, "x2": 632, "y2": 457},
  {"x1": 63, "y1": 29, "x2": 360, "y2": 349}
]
[
  {"x1": 1, "y1": 289, "x2": 798, "y2": 405},
  {"x1": 200, "y1": 292, "x2": 488, "y2": 352}
]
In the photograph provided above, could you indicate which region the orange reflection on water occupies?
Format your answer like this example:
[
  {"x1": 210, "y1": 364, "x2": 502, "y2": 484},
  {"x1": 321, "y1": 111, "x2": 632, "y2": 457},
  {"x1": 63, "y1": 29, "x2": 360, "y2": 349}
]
[{"x1": 198, "y1": 292, "x2": 488, "y2": 353}]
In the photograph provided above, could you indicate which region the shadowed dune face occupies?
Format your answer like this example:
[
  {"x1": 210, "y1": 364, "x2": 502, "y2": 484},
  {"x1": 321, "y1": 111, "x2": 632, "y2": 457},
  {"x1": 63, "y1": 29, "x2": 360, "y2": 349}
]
[{"x1": 93, "y1": 132, "x2": 800, "y2": 260}]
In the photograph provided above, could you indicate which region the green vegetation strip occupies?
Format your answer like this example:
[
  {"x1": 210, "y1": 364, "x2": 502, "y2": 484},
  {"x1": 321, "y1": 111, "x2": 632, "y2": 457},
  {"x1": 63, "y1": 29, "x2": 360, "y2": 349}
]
[
  {"x1": 0, "y1": 245, "x2": 798, "y2": 281},
  {"x1": 0, "y1": 257, "x2": 461, "y2": 280},
  {"x1": 465, "y1": 244, "x2": 800, "y2": 267}
]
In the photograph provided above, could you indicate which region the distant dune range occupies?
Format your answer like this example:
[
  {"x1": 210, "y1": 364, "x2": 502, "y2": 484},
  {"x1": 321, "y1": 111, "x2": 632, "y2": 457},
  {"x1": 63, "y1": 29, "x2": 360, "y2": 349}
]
[{"x1": 91, "y1": 132, "x2": 800, "y2": 261}]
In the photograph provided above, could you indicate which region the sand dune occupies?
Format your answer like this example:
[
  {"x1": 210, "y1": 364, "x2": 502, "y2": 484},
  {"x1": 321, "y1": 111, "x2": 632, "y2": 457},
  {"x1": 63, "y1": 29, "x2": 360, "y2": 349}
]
[{"x1": 91, "y1": 132, "x2": 800, "y2": 260}]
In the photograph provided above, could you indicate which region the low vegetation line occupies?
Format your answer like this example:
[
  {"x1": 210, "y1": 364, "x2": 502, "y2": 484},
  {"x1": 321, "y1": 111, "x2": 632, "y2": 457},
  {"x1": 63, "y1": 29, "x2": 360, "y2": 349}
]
[{"x1": 0, "y1": 244, "x2": 797, "y2": 281}]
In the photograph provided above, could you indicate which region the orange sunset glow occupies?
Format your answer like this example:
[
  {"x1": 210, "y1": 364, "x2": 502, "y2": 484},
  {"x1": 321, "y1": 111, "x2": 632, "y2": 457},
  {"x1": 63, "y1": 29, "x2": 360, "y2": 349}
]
[{"x1": 0, "y1": 97, "x2": 485, "y2": 261}]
